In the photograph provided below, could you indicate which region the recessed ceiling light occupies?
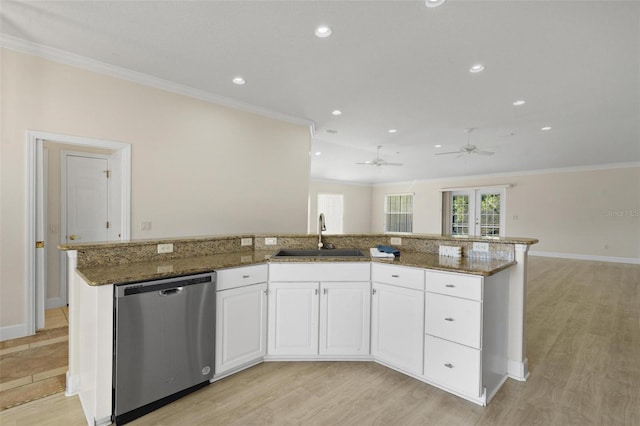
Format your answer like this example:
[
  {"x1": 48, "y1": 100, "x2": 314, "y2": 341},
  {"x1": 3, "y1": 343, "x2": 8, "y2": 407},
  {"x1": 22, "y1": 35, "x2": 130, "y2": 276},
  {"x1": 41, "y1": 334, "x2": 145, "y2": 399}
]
[
  {"x1": 469, "y1": 64, "x2": 485, "y2": 73},
  {"x1": 541, "y1": 126, "x2": 552, "y2": 131},
  {"x1": 314, "y1": 151, "x2": 322, "y2": 156},
  {"x1": 232, "y1": 76, "x2": 246, "y2": 85},
  {"x1": 388, "y1": 129, "x2": 397, "y2": 134},
  {"x1": 434, "y1": 144, "x2": 442, "y2": 148},
  {"x1": 331, "y1": 110, "x2": 342, "y2": 116},
  {"x1": 425, "y1": 0, "x2": 446, "y2": 7},
  {"x1": 326, "y1": 129, "x2": 338, "y2": 134},
  {"x1": 513, "y1": 100, "x2": 526, "y2": 106},
  {"x1": 315, "y1": 25, "x2": 332, "y2": 38}
]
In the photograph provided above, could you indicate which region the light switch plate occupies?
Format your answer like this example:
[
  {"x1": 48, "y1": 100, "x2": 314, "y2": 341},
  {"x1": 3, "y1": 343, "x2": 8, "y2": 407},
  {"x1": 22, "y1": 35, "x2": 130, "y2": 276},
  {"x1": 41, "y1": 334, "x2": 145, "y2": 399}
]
[
  {"x1": 157, "y1": 243, "x2": 174, "y2": 254},
  {"x1": 473, "y1": 242, "x2": 489, "y2": 252},
  {"x1": 390, "y1": 237, "x2": 402, "y2": 245},
  {"x1": 241, "y1": 237, "x2": 253, "y2": 246},
  {"x1": 264, "y1": 237, "x2": 277, "y2": 246}
]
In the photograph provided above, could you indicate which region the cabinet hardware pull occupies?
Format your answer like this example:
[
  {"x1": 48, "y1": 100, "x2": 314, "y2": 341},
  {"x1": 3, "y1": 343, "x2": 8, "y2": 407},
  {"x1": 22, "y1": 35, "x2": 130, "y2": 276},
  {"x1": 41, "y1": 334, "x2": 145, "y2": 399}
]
[
  {"x1": 264, "y1": 289, "x2": 269, "y2": 295},
  {"x1": 242, "y1": 275, "x2": 250, "y2": 278},
  {"x1": 445, "y1": 284, "x2": 455, "y2": 288},
  {"x1": 444, "y1": 363, "x2": 454, "y2": 368},
  {"x1": 391, "y1": 274, "x2": 400, "y2": 278},
  {"x1": 315, "y1": 289, "x2": 318, "y2": 295},
  {"x1": 323, "y1": 288, "x2": 328, "y2": 295},
  {"x1": 445, "y1": 317, "x2": 455, "y2": 322},
  {"x1": 372, "y1": 289, "x2": 377, "y2": 295}
]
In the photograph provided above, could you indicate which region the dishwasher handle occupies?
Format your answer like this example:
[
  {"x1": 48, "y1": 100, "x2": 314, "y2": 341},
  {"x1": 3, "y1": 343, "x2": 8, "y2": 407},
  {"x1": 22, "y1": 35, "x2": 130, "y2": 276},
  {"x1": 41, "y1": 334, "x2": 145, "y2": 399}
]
[{"x1": 159, "y1": 287, "x2": 183, "y2": 296}]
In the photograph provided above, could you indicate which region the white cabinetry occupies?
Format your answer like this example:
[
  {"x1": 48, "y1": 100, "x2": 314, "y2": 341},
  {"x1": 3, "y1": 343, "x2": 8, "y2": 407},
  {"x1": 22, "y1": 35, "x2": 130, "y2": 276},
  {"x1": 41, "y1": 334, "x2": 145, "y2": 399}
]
[
  {"x1": 319, "y1": 282, "x2": 370, "y2": 356},
  {"x1": 371, "y1": 263, "x2": 425, "y2": 376},
  {"x1": 268, "y1": 263, "x2": 371, "y2": 359},
  {"x1": 423, "y1": 269, "x2": 509, "y2": 405},
  {"x1": 268, "y1": 282, "x2": 320, "y2": 355},
  {"x1": 215, "y1": 264, "x2": 268, "y2": 377}
]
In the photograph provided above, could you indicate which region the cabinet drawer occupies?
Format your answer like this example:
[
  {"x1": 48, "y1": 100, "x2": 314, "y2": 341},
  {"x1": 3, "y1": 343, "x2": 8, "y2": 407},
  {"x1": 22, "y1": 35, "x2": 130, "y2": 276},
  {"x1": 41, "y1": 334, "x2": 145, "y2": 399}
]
[
  {"x1": 424, "y1": 335, "x2": 481, "y2": 397},
  {"x1": 269, "y1": 262, "x2": 370, "y2": 282},
  {"x1": 425, "y1": 270, "x2": 482, "y2": 301},
  {"x1": 425, "y1": 293, "x2": 482, "y2": 348},
  {"x1": 217, "y1": 264, "x2": 268, "y2": 290},
  {"x1": 372, "y1": 263, "x2": 424, "y2": 291}
]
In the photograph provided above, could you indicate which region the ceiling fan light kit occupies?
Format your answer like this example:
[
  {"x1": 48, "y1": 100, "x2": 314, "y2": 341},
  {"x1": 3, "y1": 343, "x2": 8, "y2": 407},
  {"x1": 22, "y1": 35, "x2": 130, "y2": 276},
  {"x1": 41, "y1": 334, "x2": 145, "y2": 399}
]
[
  {"x1": 356, "y1": 145, "x2": 403, "y2": 167},
  {"x1": 435, "y1": 128, "x2": 495, "y2": 158}
]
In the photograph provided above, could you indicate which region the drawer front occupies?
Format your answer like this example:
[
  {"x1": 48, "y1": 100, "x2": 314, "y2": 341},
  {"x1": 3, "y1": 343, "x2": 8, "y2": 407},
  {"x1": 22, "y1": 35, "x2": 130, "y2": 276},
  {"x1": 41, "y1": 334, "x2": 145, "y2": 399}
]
[
  {"x1": 425, "y1": 293, "x2": 482, "y2": 348},
  {"x1": 269, "y1": 262, "x2": 370, "y2": 282},
  {"x1": 372, "y1": 263, "x2": 424, "y2": 291},
  {"x1": 217, "y1": 264, "x2": 268, "y2": 290},
  {"x1": 424, "y1": 335, "x2": 481, "y2": 397},
  {"x1": 425, "y1": 270, "x2": 482, "y2": 301}
]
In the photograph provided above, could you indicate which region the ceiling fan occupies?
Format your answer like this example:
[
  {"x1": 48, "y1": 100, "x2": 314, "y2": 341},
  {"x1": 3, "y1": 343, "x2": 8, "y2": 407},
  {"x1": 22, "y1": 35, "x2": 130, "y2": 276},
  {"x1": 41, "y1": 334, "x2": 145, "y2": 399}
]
[
  {"x1": 435, "y1": 128, "x2": 495, "y2": 158},
  {"x1": 356, "y1": 145, "x2": 403, "y2": 167}
]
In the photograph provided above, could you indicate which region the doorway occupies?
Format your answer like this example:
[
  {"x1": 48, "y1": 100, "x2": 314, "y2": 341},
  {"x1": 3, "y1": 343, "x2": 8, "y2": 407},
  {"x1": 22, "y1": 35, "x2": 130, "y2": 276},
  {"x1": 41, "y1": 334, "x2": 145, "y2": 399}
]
[{"x1": 26, "y1": 131, "x2": 131, "y2": 334}]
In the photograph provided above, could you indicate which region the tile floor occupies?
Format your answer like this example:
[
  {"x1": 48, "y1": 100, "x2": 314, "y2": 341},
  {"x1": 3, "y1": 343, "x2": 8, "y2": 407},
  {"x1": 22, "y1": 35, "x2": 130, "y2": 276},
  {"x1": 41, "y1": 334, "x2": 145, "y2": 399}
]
[{"x1": 0, "y1": 307, "x2": 69, "y2": 411}]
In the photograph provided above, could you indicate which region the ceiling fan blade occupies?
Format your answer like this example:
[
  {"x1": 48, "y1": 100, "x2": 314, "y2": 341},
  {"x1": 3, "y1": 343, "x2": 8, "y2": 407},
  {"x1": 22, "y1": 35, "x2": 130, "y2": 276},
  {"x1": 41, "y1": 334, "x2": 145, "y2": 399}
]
[
  {"x1": 382, "y1": 162, "x2": 403, "y2": 166},
  {"x1": 475, "y1": 150, "x2": 495, "y2": 156},
  {"x1": 435, "y1": 151, "x2": 462, "y2": 155},
  {"x1": 356, "y1": 161, "x2": 375, "y2": 165}
]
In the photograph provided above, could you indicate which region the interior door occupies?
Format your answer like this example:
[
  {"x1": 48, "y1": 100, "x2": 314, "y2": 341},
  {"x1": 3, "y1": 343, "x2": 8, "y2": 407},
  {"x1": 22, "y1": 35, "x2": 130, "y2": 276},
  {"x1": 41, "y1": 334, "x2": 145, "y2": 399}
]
[{"x1": 65, "y1": 154, "x2": 110, "y2": 244}]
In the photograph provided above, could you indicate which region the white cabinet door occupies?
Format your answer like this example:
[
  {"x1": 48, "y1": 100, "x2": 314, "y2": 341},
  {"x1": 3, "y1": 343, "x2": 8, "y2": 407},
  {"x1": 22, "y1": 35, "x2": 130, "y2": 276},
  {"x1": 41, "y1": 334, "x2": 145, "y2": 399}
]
[
  {"x1": 268, "y1": 282, "x2": 319, "y2": 356},
  {"x1": 319, "y1": 282, "x2": 371, "y2": 356},
  {"x1": 371, "y1": 282, "x2": 424, "y2": 375},
  {"x1": 215, "y1": 282, "x2": 267, "y2": 375}
]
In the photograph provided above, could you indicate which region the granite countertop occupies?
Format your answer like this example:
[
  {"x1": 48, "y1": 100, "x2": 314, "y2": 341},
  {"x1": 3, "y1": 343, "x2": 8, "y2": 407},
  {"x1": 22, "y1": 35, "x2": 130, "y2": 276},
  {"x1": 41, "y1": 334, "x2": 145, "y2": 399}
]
[{"x1": 77, "y1": 249, "x2": 515, "y2": 286}]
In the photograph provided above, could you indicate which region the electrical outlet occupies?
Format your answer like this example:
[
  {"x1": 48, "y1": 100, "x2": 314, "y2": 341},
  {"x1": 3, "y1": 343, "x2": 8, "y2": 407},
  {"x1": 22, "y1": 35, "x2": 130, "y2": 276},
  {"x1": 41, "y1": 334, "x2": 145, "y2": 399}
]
[
  {"x1": 241, "y1": 238, "x2": 253, "y2": 246},
  {"x1": 264, "y1": 237, "x2": 277, "y2": 246},
  {"x1": 473, "y1": 242, "x2": 489, "y2": 252},
  {"x1": 157, "y1": 243, "x2": 174, "y2": 254},
  {"x1": 390, "y1": 237, "x2": 402, "y2": 245},
  {"x1": 141, "y1": 221, "x2": 152, "y2": 231}
]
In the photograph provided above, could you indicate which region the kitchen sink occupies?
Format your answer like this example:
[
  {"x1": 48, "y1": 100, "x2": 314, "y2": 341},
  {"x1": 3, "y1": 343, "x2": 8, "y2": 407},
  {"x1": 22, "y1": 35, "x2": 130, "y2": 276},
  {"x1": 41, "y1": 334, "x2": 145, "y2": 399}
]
[{"x1": 273, "y1": 248, "x2": 366, "y2": 258}]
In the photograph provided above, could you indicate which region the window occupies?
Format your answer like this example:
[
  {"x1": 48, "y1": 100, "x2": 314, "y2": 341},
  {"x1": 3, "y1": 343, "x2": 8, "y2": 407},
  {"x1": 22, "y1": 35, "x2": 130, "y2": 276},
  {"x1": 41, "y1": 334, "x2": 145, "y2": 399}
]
[
  {"x1": 318, "y1": 193, "x2": 344, "y2": 234},
  {"x1": 384, "y1": 194, "x2": 413, "y2": 233},
  {"x1": 445, "y1": 188, "x2": 505, "y2": 237}
]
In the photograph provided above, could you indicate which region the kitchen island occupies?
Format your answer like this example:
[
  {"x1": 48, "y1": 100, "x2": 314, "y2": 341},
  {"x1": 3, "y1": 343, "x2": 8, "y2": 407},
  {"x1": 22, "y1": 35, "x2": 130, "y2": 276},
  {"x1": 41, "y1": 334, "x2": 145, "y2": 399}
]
[{"x1": 60, "y1": 233, "x2": 536, "y2": 425}]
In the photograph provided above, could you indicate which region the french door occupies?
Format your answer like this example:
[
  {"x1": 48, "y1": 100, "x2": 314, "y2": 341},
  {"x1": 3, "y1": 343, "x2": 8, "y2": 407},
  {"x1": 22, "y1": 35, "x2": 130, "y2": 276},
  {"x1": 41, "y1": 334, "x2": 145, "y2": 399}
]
[{"x1": 450, "y1": 189, "x2": 505, "y2": 237}]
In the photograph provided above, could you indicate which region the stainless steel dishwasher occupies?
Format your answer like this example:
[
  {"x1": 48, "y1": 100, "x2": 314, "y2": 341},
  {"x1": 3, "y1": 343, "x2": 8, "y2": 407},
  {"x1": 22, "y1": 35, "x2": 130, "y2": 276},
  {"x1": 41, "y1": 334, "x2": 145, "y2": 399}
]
[{"x1": 113, "y1": 272, "x2": 216, "y2": 425}]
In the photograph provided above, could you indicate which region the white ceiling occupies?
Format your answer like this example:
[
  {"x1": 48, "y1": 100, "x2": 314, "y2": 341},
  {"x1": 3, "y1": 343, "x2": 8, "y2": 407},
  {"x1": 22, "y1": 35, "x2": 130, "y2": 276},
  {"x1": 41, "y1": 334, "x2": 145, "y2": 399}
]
[{"x1": 1, "y1": 0, "x2": 639, "y2": 184}]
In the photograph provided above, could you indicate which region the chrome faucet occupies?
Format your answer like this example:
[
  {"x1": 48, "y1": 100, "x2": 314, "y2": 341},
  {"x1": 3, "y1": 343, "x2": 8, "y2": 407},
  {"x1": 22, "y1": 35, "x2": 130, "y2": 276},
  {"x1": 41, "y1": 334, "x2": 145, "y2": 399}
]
[{"x1": 318, "y1": 213, "x2": 326, "y2": 249}]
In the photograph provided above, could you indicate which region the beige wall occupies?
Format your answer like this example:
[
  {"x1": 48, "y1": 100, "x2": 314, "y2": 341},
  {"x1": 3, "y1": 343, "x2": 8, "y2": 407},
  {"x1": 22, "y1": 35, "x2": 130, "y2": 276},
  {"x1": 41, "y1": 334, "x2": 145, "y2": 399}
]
[
  {"x1": 308, "y1": 180, "x2": 373, "y2": 234},
  {"x1": 372, "y1": 166, "x2": 640, "y2": 261},
  {"x1": 1, "y1": 48, "x2": 311, "y2": 333}
]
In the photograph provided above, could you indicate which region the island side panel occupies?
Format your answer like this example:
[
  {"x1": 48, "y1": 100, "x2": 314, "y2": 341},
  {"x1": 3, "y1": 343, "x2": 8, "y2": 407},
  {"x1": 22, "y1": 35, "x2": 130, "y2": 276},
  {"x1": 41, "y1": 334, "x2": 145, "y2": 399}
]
[
  {"x1": 68, "y1": 252, "x2": 114, "y2": 426},
  {"x1": 507, "y1": 244, "x2": 530, "y2": 380}
]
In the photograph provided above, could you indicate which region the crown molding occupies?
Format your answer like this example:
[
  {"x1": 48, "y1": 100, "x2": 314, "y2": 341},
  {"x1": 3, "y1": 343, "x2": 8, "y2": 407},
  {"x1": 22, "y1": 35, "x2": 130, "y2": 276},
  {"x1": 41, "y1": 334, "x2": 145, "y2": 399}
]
[
  {"x1": 371, "y1": 162, "x2": 640, "y2": 187},
  {"x1": 0, "y1": 34, "x2": 315, "y2": 128}
]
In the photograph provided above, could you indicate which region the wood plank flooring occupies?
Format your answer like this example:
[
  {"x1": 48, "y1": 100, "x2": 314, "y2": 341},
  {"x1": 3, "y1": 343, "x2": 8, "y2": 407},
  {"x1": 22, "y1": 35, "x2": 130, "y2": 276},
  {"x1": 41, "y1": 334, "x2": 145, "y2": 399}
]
[
  {"x1": 0, "y1": 308, "x2": 69, "y2": 411},
  {"x1": 1, "y1": 257, "x2": 638, "y2": 425}
]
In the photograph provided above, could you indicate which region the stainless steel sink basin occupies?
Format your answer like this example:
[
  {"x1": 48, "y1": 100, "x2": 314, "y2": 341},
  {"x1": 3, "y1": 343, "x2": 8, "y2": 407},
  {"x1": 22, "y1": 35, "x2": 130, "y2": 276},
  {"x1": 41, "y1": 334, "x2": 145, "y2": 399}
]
[{"x1": 273, "y1": 248, "x2": 365, "y2": 258}]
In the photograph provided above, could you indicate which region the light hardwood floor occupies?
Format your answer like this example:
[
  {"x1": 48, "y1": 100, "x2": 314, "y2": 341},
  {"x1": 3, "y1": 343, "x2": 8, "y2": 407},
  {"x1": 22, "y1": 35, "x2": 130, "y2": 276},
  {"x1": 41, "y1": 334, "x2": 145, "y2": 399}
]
[{"x1": 1, "y1": 257, "x2": 638, "y2": 425}]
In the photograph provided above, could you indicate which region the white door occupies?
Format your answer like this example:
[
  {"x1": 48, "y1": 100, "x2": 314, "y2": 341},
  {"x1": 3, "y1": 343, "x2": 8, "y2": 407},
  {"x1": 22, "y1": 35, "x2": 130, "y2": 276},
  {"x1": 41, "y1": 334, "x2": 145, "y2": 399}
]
[
  {"x1": 215, "y1": 283, "x2": 267, "y2": 375},
  {"x1": 267, "y1": 282, "x2": 319, "y2": 356},
  {"x1": 65, "y1": 154, "x2": 110, "y2": 243},
  {"x1": 371, "y1": 282, "x2": 424, "y2": 375},
  {"x1": 319, "y1": 282, "x2": 371, "y2": 355}
]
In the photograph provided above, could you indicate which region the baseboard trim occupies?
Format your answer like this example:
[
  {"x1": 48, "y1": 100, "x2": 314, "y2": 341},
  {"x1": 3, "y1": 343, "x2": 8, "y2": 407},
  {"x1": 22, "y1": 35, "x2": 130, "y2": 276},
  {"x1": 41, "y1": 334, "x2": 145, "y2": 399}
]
[
  {"x1": 0, "y1": 323, "x2": 30, "y2": 342},
  {"x1": 46, "y1": 297, "x2": 65, "y2": 310},
  {"x1": 529, "y1": 251, "x2": 640, "y2": 265},
  {"x1": 65, "y1": 371, "x2": 79, "y2": 396},
  {"x1": 507, "y1": 358, "x2": 530, "y2": 382}
]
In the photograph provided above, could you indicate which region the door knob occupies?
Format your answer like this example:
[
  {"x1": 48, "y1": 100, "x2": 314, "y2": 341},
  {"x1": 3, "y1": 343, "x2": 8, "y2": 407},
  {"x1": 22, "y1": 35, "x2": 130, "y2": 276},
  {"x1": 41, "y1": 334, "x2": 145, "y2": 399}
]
[{"x1": 69, "y1": 234, "x2": 78, "y2": 241}]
